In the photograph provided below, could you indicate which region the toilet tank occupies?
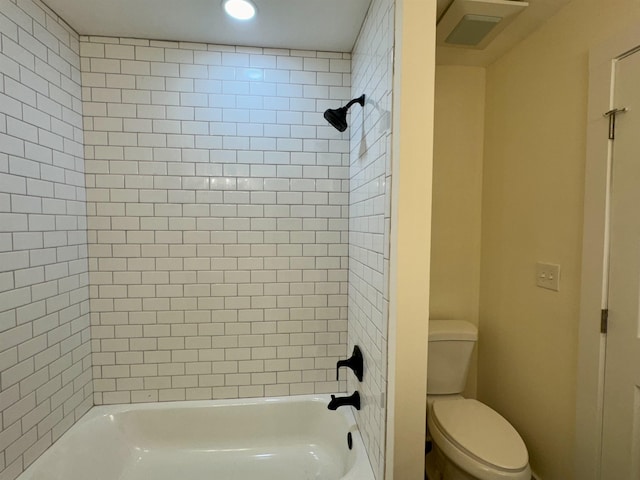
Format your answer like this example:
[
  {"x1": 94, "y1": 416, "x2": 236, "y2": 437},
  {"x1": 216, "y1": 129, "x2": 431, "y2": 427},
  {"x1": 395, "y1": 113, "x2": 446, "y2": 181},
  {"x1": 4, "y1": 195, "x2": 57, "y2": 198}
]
[{"x1": 427, "y1": 320, "x2": 478, "y2": 394}]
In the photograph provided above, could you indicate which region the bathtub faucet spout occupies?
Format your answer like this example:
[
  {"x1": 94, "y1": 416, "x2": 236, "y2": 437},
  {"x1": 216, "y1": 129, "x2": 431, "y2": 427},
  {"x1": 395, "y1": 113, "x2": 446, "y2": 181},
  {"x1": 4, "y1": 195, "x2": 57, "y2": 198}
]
[{"x1": 328, "y1": 391, "x2": 360, "y2": 411}]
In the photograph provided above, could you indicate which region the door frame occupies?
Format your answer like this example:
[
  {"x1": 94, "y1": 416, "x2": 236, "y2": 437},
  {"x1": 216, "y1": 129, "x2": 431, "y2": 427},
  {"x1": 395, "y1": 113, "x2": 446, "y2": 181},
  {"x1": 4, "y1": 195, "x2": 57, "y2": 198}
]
[{"x1": 576, "y1": 24, "x2": 640, "y2": 480}]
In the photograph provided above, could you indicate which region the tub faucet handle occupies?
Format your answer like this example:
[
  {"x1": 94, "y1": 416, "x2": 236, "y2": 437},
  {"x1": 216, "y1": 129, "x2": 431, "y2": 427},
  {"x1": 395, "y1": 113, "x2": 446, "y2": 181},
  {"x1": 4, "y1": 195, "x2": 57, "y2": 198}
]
[{"x1": 336, "y1": 345, "x2": 363, "y2": 382}]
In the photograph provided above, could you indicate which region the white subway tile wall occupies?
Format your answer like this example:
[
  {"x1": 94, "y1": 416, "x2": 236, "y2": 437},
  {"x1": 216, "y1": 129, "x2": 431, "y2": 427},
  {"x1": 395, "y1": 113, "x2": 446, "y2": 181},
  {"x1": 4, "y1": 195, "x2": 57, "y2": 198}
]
[
  {"x1": 1, "y1": 2, "x2": 397, "y2": 477},
  {"x1": 0, "y1": 1, "x2": 93, "y2": 478},
  {"x1": 348, "y1": 0, "x2": 394, "y2": 478},
  {"x1": 80, "y1": 37, "x2": 352, "y2": 404}
]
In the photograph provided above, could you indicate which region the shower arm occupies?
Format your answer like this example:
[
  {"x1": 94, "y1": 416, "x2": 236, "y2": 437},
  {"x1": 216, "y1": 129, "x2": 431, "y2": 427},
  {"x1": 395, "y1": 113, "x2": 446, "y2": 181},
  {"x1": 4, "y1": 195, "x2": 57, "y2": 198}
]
[{"x1": 344, "y1": 94, "x2": 365, "y2": 111}]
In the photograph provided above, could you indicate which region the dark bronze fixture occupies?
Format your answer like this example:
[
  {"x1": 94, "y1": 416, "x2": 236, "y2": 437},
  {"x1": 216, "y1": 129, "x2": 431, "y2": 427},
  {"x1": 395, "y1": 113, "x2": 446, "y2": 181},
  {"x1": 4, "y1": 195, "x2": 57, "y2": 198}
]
[
  {"x1": 336, "y1": 345, "x2": 363, "y2": 382},
  {"x1": 323, "y1": 94, "x2": 365, "y2": 132},
  {"x1": 328, "y1": 391, "x2": 361, "y2": 411}
]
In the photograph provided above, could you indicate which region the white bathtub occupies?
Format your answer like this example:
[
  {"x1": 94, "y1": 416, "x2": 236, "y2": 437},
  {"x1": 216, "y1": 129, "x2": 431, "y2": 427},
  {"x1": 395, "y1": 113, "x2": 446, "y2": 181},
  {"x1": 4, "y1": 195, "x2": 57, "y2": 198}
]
[{"x1": 17, "y1": 394, "x2": 374, "y2": 480}]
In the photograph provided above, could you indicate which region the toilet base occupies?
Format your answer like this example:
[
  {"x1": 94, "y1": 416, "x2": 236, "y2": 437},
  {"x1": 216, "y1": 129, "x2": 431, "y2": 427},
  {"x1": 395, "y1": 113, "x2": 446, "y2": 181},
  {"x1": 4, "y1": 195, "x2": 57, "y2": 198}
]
[{"x1": 426, "y1": 442, "x2": 477, "y2": 480}]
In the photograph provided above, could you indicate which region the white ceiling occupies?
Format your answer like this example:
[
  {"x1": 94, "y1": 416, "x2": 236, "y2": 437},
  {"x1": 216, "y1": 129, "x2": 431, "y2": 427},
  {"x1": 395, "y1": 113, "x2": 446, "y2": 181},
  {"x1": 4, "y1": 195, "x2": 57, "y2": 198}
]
[
  {"x1": 45, "y1": 0, "x2": 569, "y2": 64},
  {"x1": 44, "y1": 0, "x2": 373, "y2": 52}
]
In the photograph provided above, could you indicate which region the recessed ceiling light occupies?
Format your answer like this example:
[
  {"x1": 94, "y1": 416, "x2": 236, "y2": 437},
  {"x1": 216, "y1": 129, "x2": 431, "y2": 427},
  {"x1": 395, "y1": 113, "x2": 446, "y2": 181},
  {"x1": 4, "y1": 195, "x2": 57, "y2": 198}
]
[{"x1": 223, "y1": 0, "x2": 256, "y2": 20}]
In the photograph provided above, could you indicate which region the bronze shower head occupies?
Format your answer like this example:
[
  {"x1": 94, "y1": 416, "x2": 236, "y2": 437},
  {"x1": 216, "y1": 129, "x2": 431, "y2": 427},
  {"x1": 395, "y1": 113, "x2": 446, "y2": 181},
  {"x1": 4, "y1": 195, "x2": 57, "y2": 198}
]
[{"x1": 323, "y1": 94, "x2": 365, "y2": 132}]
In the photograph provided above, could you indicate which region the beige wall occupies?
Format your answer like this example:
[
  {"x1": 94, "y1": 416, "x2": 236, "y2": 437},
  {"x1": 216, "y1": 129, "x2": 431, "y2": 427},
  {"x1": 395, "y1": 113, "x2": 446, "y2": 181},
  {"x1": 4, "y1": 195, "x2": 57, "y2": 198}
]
[
  {"x1": 479, "y1": 0, "x2": 640, "y2": 478},
  {"x1": 431, "y1": 66, "x2": 485, "y2": 396},
  {"x1": 387, "y1": 0, "x2": 435, "y2": 478}
]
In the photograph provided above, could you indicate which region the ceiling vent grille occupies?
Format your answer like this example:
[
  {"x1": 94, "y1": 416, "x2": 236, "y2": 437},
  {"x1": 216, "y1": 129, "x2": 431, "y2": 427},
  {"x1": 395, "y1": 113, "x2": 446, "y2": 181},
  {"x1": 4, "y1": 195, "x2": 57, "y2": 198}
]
[{"x1": 437, "y1": 0, "x2": 528, "y2": 49}]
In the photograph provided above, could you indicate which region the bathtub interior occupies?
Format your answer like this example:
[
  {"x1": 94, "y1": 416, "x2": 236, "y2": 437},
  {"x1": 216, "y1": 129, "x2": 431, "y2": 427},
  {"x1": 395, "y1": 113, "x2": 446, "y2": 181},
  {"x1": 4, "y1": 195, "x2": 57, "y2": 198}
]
[{"x1": 18, "y1": 396, "x2": 370, "y2": 480}]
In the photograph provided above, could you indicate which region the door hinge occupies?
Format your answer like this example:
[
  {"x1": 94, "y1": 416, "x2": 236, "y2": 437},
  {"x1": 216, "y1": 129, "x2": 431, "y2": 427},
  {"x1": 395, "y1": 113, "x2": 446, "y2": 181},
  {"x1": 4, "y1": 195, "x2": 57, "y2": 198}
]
[
  {"x1": 603, "y1": 107, "x2": 628, "y2": 140},
  {"x1": 601, "y1": 308, "x2": 609, "y2": 334}
]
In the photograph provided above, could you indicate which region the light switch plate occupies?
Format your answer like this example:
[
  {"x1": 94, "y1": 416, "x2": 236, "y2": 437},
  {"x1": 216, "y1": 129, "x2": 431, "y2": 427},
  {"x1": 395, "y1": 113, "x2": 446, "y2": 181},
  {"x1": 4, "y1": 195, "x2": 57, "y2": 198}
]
[{"x1": 536, "y1": 262, "x2": 560, "y2": 291}]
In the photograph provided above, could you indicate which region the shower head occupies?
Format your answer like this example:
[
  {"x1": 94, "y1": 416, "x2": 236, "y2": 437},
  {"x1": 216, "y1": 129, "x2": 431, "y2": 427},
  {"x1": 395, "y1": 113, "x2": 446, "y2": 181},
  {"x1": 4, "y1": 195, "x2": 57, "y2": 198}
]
[{"x1": 323, "y1": 94, "x2": 365, "y2": 132}]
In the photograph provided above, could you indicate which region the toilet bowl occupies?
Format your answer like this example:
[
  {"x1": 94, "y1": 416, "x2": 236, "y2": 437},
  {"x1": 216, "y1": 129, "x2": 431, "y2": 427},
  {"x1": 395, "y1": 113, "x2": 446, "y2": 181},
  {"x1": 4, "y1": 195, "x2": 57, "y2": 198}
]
[
  {"x1": 426, "y1": 398, "x2": 530, "y2": 480},
  {"x1": 425, "y1": 320, "x2": 531, "y2": 480}
]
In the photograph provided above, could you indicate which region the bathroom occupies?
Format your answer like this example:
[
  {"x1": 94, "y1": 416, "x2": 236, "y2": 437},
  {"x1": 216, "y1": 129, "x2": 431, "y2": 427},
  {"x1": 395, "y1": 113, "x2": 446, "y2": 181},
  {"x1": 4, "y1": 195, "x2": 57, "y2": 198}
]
[
  {"x1": 1, "y1": 0, "x2": 640, "y2": 479},
  {"x1": 433, "y1": 0, "x2": 640, "y2": 479}
]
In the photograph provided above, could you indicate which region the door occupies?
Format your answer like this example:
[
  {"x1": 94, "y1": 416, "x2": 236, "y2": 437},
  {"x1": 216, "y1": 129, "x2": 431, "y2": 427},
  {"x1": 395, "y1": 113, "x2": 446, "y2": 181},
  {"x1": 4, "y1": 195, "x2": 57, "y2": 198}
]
[{"x1": 601, "y1": 48, "x2": 640, "y2": 479}]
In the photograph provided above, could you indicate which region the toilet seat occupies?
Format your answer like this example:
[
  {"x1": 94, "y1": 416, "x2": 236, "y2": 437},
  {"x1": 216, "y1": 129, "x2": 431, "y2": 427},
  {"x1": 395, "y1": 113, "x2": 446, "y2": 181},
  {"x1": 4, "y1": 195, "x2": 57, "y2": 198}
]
[{"x1": 428, "y1": 399, "x2": 530, "y2": 480}]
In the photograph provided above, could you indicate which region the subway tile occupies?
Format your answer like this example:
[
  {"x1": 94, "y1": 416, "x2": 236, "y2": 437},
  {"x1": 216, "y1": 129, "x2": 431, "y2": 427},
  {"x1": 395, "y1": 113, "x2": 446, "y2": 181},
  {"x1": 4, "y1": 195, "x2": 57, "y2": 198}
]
[
  {"x1": 105, "y1": 44, "x2": 135, "y2": 60},
  {"x1": 121, "y1": 59, "x2": 150, "y2": 75},
  {"x1": 193, "y1": 51, "x2": 221, "y2": 65},
  {"x1": 135, "y1": 46, "x2": 164, "y2": 62},
  {"x1": 2, "y1": 2, "x2": 92, "y2": 477},
  {"x1": 71, "y1": 32, "x2": 355, "y2": 441}
]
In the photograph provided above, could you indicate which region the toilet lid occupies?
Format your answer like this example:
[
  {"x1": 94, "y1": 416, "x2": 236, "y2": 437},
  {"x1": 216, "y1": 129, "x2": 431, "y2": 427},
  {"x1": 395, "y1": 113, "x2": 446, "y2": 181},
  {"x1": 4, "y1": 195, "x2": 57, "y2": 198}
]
[{"x1": 431, "y1": 399, "x2": 528, "y2": 471}]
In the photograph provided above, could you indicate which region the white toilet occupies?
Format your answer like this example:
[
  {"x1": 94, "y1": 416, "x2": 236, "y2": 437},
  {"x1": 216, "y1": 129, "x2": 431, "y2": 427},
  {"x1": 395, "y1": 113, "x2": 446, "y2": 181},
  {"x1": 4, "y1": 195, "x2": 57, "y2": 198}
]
[{"x1": 425, "y1": 320, "x2": 531, "y2": 480}]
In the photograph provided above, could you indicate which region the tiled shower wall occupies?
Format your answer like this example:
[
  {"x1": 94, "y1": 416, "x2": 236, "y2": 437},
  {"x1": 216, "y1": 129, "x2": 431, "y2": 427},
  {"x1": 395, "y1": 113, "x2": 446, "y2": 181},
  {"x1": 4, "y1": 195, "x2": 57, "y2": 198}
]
[
  {"x1": 0, "y1": 1, "x2": 395, "y2": 477},
  {"x1": 348, "y1": 0, "x2": 394, "y2": 478},
  {"x1": 0, "y1": 1, "x2": 93, "y2": 478},
  {"x1": 80, "y1": 37, "x2": 352, "y2": 404}
]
